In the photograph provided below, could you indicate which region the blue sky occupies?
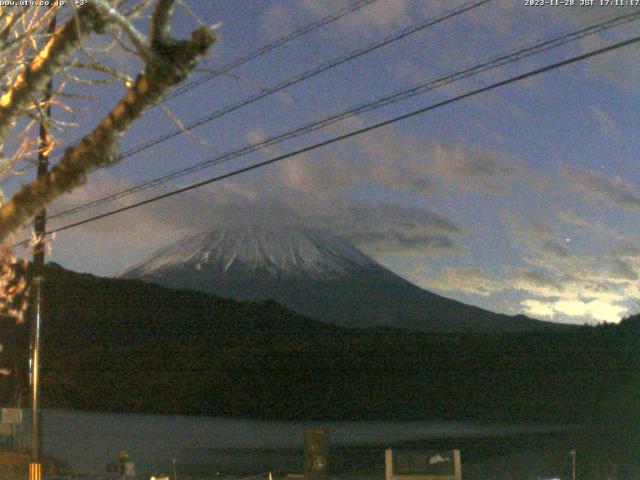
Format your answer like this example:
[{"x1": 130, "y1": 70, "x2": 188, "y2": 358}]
[{"x1": 5, "y1": 0, "x2": 640, "y2": 325}]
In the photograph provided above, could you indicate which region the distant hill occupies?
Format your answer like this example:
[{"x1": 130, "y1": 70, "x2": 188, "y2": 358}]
[
  {"x1": 6, "y1": 262, "x2": 631, "y2": 425},
  {"x1": 120, "y1": 227, "x2": 569, "y2": 333}
]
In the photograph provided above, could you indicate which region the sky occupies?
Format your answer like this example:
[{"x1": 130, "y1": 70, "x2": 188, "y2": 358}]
[{"x1": 4, "y1": 0, "x2": 640, "y2": 325}]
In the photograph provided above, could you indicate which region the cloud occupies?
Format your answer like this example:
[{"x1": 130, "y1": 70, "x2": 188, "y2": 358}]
[
  {"x1": 521, "y1": 298, "x2": 628, "y2": 323},
  {"x1": 506, "y1": 215, "x2": 574, "y2": 261},
  {"x1": 508, "y1": 249, "x2": 629, "y2": 302},
  {"x1": 511, "y1": 268, "x2": 565, "y2": 297},
  {"x1": 42, "y1": 112, "x2": 471, "y2": 277},
  {"x1": 517, "y1": 240, "x2": 635, "y2": 300},
  {"x1": 196, "y1": 193, "x2": 462, "y2": 257},
  {"x1": 611, "y1": 241, "x2": 640, "y2": 259},
  {"x1": 419, "y1": 266, "x2": 506, "y2": 297},
  {"x1": 521, "y1": 250, "x2": 633, "y2": 302},
  {"x1": 260, "y1": 3, "x2": 297, "y2": 40},
  {"x1": 555, "y1": 208, "x2": 618, "y2": 238},
  {"x1": 246, "y1": 120, "x2": 435, "y2": 196},
  {"x1": 561, "y1": 167, "x2": 640, "y2": 210},
  {"x1": 607, "y1": 257, "x2": 638, "y2": 281},
  {"x1": 500, "y1": 210, "x2": 635, "y2": 323},
  {"x1": 510, "y1": 260, "x2": 631, "y2": 323},
  {"x1": 514, "y1": 259, "x2": 632, "y2": 323},
  {"x1": 427, "y1": 145, "x2": 526, "y2": 194},
  {"x1": 538, "y1": 238, "x2": 572, "y2": 259},
  {"x1": 48, "y1": 170, "x2": 463, "y2": 276},
  {"x1": 318, "y1": 117, "x2": 435, "y2": 193},
  {"x1": 575, "y1": 18, "x2": 640, "y2": 91},
  {"x1": 421, "y1": 0, "x2": 517, "y2": 37},
  {"x1": 43, "y1": 171, "x2": 205, "y2": 275},
  {"x1": 252, "y1": 114, "x2": 531, "y2": 200},
  {"x1": 300, "y1": 0, "x2": 412, "y2": 38},
  {"x1": 192, "y1": 123, "x2": 637, "y2": 326},
  {"x1": 229, "y1": 123, "x2": 465, "y2": 256},
  {"x1": 521, "y1": 299, "x2": 556, "y2": 319},
  {"x1": 590, "y1": 106, "x2": 616, "y2": 136},
  {"x1": 589, "y1": 106, "x2": 627, "y2": 148},
  {"x1": 258, "y1": 0, "x2": 413, "y2": 52},
  {"x1": 402, "y1": 255, "x2": 633, "y2": 324},
  {"x1": 393, "y1": 59, "x2": 430, "y2": 85},
  {"x1": 234, "y1": 131, "x2": 464, "y2": 251},
  {"x1": 341, "y1": 203, "x2": 461, "y2": 255}
]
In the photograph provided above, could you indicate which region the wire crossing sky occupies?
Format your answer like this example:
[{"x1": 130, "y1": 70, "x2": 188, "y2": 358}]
[
  {"x1": 22, "y1": 31, "x2": 640, "y2": 241},
  {"x1": 7, "y1": 0, "x2": 490, "y2": 186},
  {"x1": 41, "y1": 9, "x2": 640, "y2": 223},
  {"x1": 11, "y1": 0, "x2": 640, "y2": 325},
  {"x1": 0, "y1": 0, "x2": 381, "y2": 183}
]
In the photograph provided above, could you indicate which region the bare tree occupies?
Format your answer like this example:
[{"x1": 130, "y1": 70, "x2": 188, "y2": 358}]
[{"x1": 0, "y1": 0, "x2": 216, "y2": 244}]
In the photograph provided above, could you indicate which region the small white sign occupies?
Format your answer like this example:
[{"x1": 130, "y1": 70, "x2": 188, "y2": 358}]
[
  {"x1": 385, "y1": 449, "x2": 461, "y2": 480},
  {"x1": 2, "y1": 408, "x2": 22, "y2": 425}
]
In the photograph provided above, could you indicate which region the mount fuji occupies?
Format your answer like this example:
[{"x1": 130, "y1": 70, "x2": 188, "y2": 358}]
[{"x1": 120, "y1": 227, "x2": 565, "y2": 333}]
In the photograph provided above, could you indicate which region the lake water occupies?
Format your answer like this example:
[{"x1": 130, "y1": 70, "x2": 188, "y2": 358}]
[{"x1": 26, "y1": 409, "x2": 566, "y2": 478}]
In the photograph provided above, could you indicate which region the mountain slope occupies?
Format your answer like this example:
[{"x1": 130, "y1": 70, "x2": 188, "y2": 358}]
[
  {"x1": 120, "y1": 227, "x2": 567, "y2": 333},
  {"x1": 1, "y1": 262, "x2": 630, "y2": 425}
]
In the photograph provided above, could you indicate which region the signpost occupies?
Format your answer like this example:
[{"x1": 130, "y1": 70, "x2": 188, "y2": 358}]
[
  {"x1": 30, "y1": 8, "x2": 56, "y2": 480},
  {"x1": 385, "y1": 449, "x2": 461, "y2": 480},
  {"x1": 1, "y1": 407, "x2": 22, "y2": 451},
  {"x1": 304, "y1": 428, "x2": 329, "y2": 480}
]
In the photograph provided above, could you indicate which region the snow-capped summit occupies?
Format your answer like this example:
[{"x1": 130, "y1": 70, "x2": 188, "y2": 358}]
[
  {"x1": 121, "y1": 226, "x2": 565, "y2": 333},
  {"x1": 122, "y1": 227, "x2": 376, "y2": 280}
]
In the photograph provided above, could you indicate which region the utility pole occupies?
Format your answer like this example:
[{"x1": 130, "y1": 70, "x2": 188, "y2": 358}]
[
  {"x1": 570, "y1": 450, "x2": 576, "y2": 480},
  {"x1": 29, "y1": 8, "x2": 56, "y2": 480}
]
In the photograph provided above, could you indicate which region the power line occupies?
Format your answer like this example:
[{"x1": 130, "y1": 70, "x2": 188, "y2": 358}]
[
  {"x1": 45, "y1": 10, "x2": 640, "y2": 222},
  {"x1": 0, "y1": 0, "x2": 380, "y2": 183},
  {"x1": 8, "y1": 0, "x2": 493, "y2": 185},
  {"x1": 13, "y1": 32, "x2": 640, "y2": 246},
  {"x1": 5, "y1": 0, "x2": 494, "y2": 212},
  {"x1": 166, "y1": 0, "x2": 381, "y2": 100},
  {"x1": 117, "y1": 0, "x2": 492, "y2": 160}
]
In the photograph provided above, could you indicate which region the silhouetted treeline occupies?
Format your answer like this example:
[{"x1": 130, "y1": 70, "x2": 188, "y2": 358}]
[{"x1": 2, "y1": 262, "x2": 639, "y2": 469}]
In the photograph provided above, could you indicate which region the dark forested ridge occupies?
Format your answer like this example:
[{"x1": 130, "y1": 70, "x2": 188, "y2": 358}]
[
  {"x1": 4, "y1": 262, "x2": 629, "y2": 430},
  {"x1": 0, "y1": 261, "x2": 633, "y2": 427},
  {"x1": 1, "y1": 262, "x2": 637, "y2": 472}
]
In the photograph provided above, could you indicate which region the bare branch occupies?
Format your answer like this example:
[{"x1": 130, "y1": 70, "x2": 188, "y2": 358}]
[
  {"x1": 0, "y1": 8, "x2": 51, "y2": 57},
  {"x1": 112, "y1": 30, "x2": 144, "y2": 59},
  {"x1": 176, "y1": 0, "x2": 209, "y2": 30},
  {"x1": 124, "y1": 0, "x2": 155, "y2": 20},
  {"x1": 0, "y1": 5, "x2": 106, "y2": 144},
  {"x1": 0, "y1": 10, "x2": 26, "y2": 47},
  {"x1": 69, "y1": 60, "x2": 134, "y2": 86},
  {"x1": 151, "y1": 0, "x2": 176, "y2": 47},
  {"x1": 0, "y1": 26, "x2": 216, "y2": 242},
  {"x1": 91, "y1": 0, "x2": 159, "y2": 64},
  {"x1": 161, "y1": 104, "x2": 221, "y2": 153},
  {"x1": 79, "y1": 31, "x2": 120, "y2": 54}
]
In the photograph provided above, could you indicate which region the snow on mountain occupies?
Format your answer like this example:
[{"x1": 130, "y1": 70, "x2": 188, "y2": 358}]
[
  {"x1": 123, "y1": 227, "x2": 376, "y2": 280},
  {"x1": 121, "y1": 226, "x2": 566, "y2": 333}
]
